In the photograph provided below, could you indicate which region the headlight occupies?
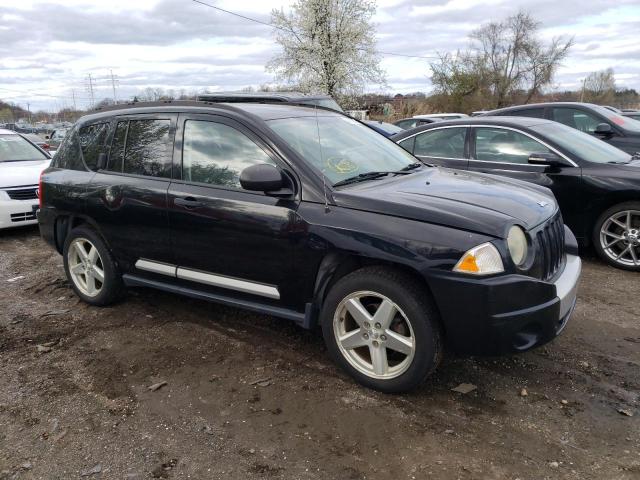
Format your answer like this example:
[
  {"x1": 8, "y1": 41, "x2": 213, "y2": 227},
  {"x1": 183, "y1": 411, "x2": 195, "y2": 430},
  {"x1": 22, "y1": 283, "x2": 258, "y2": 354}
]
[
  {"x1": 507, "y1": 226, "x2": 528, "y2": 266},
  {"x1": 453, "y1": 242, "x2": 504, "y2": 275}
]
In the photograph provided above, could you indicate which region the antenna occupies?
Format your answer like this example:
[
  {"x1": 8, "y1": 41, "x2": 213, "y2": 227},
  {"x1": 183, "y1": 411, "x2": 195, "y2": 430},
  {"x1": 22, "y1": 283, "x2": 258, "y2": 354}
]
[{"x1": 314, "y1": 105, "x2": 330, "y2": 213}]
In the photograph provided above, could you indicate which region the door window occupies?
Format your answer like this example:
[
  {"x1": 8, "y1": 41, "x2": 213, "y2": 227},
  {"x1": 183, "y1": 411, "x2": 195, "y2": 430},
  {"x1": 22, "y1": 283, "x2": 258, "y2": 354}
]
[
  {"x1": 78, "y1": 123, "x2": 109, "y2": 170},
  {"x1": 474, "y1": 127, "x2": 552, "y2": 164},
  {"x1": 413, "y1": 128, "x2": 466, "y2": 158},
  {"x1": 182, "y1": 120, "x2": 276, "y2": 189},
  {"x1": 552, "y1": 108, "x2": 602, "y2": 133},
  {"x1": 123, "y1": 119, "x2": 172, "y2": 177}
]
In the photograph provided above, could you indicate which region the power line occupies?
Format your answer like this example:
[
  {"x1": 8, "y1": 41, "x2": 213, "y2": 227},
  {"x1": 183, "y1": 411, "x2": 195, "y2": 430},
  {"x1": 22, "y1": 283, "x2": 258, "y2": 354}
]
[{"x1": 191, "y1": 0, "x2": 438, "y2": 60}]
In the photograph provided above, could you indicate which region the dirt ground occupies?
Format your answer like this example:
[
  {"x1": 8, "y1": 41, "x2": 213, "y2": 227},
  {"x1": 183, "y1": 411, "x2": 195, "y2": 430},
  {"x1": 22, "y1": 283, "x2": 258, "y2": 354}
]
[{"x1": 0, "y1": 226, "x2": 638, "y2": 480}]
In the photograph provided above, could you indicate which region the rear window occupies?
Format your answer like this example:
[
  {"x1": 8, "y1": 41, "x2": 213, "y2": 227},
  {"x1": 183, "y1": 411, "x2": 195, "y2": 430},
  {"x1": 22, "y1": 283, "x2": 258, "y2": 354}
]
[
  {"x1": 0, "y1": 134, "x2": 48, "y2": 162},
  {"x1": 79, "y1": 123, "x2": 110, "y2": 171},
  {"x1": 52, "y1": 126, "x2": 84, "y2": 170}
]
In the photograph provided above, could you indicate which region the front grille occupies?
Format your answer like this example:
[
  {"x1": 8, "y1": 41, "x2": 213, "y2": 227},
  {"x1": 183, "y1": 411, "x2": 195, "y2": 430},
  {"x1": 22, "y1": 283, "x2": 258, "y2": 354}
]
[
  {"x1": 533, "y1": 213, "x2": 565, "y2": 281},
  {"x1": 10, "y1": 211, "x2": 37, "y2": 222},
  {"x1": 5, "y1": 187, "x2": 38, "y2": 200}
]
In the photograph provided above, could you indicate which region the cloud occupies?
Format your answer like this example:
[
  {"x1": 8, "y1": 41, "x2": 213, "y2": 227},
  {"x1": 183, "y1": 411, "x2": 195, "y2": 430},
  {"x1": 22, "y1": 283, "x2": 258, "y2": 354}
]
[{"x1": 1, "y1": 0, "x2": 639, "y2": 111}]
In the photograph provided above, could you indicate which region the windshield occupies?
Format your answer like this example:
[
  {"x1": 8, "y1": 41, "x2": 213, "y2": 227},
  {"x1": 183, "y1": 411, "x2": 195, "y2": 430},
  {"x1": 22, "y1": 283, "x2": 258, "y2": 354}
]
[
  {"x1": 592, "y1": 105, "x2": 640, "y2": 133},
  {"x1": 268, "y1": 115, "x2": 418, "y2": 185},
  {"x1": 530, "y1": 122, "x2": 632, "y2": 164},
  {"x1": 0, "y1": 134, "x2": 48, "y2": 162},
  {"x1": 368, "y1": 121, "x2": 403, "y2": 135},
  {"x1": 302, "y1": 98, "x2": 344, "y2": 112}
]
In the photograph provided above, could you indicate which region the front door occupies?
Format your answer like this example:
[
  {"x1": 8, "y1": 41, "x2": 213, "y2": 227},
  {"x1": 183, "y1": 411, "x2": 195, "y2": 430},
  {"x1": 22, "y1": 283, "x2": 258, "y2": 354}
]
[
  {"x1": 167, "y1": 114, "x2": 300, "y2": 307},
  {"x1": 466, "y1": 126, "x2": 585, "y2": 239}
]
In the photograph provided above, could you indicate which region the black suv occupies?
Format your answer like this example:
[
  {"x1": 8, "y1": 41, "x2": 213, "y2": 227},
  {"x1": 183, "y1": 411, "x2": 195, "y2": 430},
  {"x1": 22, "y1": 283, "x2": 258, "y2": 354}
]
[
  {"x1": 482, "y1": 102, "x2": 640, "y2": 154},
  {"x1": 38, "y1": 101, "x2": 581, "y2": 392}
]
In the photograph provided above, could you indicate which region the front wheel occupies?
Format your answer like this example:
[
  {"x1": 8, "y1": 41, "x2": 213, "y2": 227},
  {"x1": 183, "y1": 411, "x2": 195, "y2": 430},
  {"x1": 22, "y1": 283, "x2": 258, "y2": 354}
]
[
  {"x1": 593, "y1": 202, "x2": 640, "y2": 271},
  {"x1": 320, "y1": 267, "x2": 442, "y2": 393}
]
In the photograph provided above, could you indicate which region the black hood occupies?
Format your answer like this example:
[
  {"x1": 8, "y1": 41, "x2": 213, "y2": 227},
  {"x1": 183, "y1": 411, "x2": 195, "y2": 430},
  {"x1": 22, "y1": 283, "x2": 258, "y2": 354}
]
[{"x1": 332, "y1": 167, "x2": 557, "y2": 238}]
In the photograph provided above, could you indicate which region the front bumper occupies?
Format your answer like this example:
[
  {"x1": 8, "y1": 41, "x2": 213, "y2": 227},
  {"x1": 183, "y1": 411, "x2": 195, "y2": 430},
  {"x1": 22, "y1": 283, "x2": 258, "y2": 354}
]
[
  {"x1": 427, "y1": 244, "x2": 581, "y2": 356},
  {"x1": 0, "y1": 199, "x2": 39, "y2": 229}
]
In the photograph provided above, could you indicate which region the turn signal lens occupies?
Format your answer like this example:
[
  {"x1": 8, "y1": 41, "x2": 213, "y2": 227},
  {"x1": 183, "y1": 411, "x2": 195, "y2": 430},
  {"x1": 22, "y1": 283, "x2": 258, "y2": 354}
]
[{"x1": 453, "y1": 243, "x2": 504, "y2": 275}]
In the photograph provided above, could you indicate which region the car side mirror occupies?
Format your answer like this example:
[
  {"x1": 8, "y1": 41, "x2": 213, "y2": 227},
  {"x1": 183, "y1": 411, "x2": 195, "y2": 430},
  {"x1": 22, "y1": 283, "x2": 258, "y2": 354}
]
[
  {"x1": 594, "y1": 123, "x2": 613, "y2": 136},
  {"x1": 96, "y1": 152, "x2": 108, "y2": 170},
  {"x1": 45, "y1": 135, "x2": 50, "y2": 140},
  {"x1": 240, "y1": 163, "x2": 292, "y2": 196},
  {"x1": 528, "y1": 152, "x2": 570, "y2": 167}
]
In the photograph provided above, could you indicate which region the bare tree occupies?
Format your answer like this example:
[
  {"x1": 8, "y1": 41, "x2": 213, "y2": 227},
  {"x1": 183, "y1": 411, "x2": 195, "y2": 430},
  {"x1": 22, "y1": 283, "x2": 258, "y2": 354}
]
[
  {"x1": 582, "y1": 68, "x2": 616, "y2": 104},
  {"x1": 267, "y1": 0, "x2": 386, "y2": 102},
  {"x1": 431, "y1": 11, "x2": 572, "y2": 110}
]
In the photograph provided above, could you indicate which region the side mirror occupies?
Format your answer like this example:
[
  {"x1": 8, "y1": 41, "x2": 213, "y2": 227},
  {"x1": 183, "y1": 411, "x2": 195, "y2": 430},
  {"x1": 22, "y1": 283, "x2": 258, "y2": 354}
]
[
  {"x1": 240, "y1": 163, "x2": 291, "y2": 196},
  {"x1": 44, "y1": 135, "x2": 50, "y2": 140},
  {"x1": 594, "y1": 123, "x2": 613, "y2": 136},
  {"x1": 96, "y1": 152, "x2": 108, "y2": 170},
  {"x1": 528, "y1": 152, "x2": 570, "y2": 167}
]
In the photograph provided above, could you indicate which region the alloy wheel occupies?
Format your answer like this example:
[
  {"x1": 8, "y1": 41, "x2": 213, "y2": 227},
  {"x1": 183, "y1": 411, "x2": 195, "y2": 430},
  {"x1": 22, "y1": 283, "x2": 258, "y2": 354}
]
[
  {"x1": 68, "y1": 238, "x2": 105, "y2": 297},
  {"x1": 333, "y1": 290, "x2": 415, "y2": 380},
  {"x1": 599, "y1": 210, "x2": 640, "y2": 267}
]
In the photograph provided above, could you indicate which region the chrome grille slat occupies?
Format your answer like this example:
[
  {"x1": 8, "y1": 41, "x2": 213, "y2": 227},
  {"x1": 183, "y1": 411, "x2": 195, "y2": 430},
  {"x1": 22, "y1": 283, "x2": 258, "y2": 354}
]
[
  {"x1": 533, "y1": 213, "x2": 564, "y2": 281},
  {"x1": 4, "y1": 187, "x2": 38, "y2": 200}
]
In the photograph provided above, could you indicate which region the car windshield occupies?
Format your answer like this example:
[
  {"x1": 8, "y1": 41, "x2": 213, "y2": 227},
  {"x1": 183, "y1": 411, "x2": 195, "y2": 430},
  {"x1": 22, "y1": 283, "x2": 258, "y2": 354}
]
[
  {"x1": 302, "y1": 98, "x2": 344, "y2": 112},
  {"x1": 268, "y1": 115, "x2": 419, "y2": 185},
  {"x1": 369, "y1": 122, "x2": 403, "y2": 135},
  {"x1": 592, "y1": 105, "x2": 640, "y2": 133},
  {"x1": 0, "y1": 134, "x2": 48, "y2": 162},
  {"x1": 530, "y1": 122, "x2": 632, "y2": 164}
]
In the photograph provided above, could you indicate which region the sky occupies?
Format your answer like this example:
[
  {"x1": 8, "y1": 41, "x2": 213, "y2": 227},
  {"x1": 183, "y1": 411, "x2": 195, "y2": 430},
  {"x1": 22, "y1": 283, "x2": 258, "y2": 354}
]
[{"x1": 1, "y1": 0, "x2": 639, "y2": 112}]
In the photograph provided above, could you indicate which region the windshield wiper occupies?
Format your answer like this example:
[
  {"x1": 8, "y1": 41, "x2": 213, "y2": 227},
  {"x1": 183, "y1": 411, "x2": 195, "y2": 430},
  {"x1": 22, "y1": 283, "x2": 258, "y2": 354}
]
[
  {"x1": 399, "y1": 162, "x2": 424, "y2": 171},
  {"x1": 333, "y1": 168, "x2": 415, "y2": 187}
]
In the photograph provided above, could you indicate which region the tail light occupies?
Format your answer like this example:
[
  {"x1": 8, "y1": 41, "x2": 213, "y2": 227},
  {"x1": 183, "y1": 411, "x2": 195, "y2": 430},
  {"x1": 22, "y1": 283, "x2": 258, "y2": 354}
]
[{"x1": 38, "y1": 170, "x2": 44, "y2": 209}]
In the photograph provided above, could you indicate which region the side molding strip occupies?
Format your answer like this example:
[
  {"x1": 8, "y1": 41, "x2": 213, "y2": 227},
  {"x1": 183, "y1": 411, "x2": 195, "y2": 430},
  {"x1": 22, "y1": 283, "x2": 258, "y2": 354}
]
[
  {"x1": 134, "y1": 258, "x2": 280, "y2": 300},
  {"x1": 176, "y1": 267, "x2": 280, "y2": 300},
  {"x1": 135, "y1": 259, "x2": 177, "y2": 276}
]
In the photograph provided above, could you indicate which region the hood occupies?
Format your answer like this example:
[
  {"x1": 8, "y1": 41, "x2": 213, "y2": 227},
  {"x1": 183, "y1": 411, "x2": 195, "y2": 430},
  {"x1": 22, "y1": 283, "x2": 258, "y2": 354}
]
[
  {"x1": 0, "y1": 160, "x2": 51, "y2": 188},
  {"x1": 332, "y1": 167, "x2": 557, "y2": 238}
]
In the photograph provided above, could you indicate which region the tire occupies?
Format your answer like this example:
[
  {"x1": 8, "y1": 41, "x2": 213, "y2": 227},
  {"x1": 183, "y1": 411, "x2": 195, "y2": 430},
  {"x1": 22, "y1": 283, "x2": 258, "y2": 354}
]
[
  {"x1": 62, "y1": 225, "x2": 124, "y2": 305},
  {"x1": 320, "y1": 266, "x2": 443, "y2": 393},
  {"x1": 593, "y1": 202, "x2": 640, "y2": 271}
]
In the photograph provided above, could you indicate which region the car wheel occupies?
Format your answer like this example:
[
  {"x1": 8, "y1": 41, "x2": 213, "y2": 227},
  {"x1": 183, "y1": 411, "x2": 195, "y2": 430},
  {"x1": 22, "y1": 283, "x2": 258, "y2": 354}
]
[
  {"x1": 320, "y1": 266, "x2": 442, "y2": 393},
  {"x1": 593, "y1": 202, "x2": 640, "y2": 271},
  {"x1": 63, "y1": 225, "x2": 124, "y2": 305}
]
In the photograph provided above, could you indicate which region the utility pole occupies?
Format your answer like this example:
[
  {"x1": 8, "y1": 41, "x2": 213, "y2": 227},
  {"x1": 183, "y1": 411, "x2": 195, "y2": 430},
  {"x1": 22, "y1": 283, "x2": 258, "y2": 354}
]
[
  {"x1": 86, "y1": 73, "x2": 95, "y2": 108},
  {"x1": 27, "y1": 103, "x2": 31, "y2": 124},
  {"x1": 71, "y1": 89, "x2": 77, "y2": 111},
  {"x1": 109, "y1": 70, "x2": 118, "y2": 103}
]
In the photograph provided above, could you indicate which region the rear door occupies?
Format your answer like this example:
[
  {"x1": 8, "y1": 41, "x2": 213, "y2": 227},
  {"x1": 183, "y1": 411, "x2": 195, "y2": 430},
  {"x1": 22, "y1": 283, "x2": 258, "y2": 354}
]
[
  {"x1": 167, "y1": 113, "x2": 300, "y2": 307},
  {"x1": 397, "y1": 126, "x2": 469, "y2": 169},
  {"x1": 86, "y1": 114, "x2": 176, "y2": 273},
  {"x1": 467, "y1": 125, "x2": 584, "y2": 233}
]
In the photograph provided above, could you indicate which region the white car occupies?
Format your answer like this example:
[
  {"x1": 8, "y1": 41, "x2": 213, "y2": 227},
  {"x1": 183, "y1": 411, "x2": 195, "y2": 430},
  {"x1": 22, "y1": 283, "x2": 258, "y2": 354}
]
[
  {"x1": 413, "y1": 113, "x2": 470, "y2": 121},
  {"x1": 0, "y1": 128, "x2": 52, "y2": 229}
]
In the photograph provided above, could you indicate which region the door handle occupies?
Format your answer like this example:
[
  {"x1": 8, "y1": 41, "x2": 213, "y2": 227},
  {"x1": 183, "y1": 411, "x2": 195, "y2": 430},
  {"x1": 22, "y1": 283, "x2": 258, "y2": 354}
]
[{"x1": 174, "y1": 197, "x2": 204, "y2": 209}]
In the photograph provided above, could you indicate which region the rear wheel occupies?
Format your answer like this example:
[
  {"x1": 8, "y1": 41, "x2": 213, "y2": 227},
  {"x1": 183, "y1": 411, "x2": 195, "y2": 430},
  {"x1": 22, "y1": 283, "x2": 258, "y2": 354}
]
[
  {"x1": 594, "y1": 202, "x2": 640, "y2": 271},
  {"x1": 321, "y1": 267, "x2": 442, "y2": 393},
  {"x1": 63, "y1": 226, "x2": 124, "y2": 305}
]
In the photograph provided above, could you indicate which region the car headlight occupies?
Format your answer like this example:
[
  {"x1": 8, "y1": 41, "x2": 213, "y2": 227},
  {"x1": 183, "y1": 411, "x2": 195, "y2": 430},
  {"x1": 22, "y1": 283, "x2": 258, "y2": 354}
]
[
  {"x1": 507, "y1": 226, "x2": 528, "y2": 267},
  {"x1": 453, "y1": 242, "x2": 504, "y2": 275}
]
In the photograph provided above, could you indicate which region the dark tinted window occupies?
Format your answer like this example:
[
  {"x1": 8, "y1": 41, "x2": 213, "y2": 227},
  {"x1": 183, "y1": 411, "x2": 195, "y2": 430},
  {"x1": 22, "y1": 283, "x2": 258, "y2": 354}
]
[
  {"x1": 182, "y1": 120, "x2": 275, "y2": 188},
  {"x1": 506, "y1": 107, "x2": 545, "y2": 118},
  {"x1": 414, "y1": 128, "x2": 466, "y2": 158},
  {"x1": 395, "y1": 119, "x2": 418, "y2": 129},
  {"x1": 474, "y1": 127, "x2": 551, "y2": 164},
  {"x1": 123, "y1": 119, "x2": 172, "y2": 177},
  {"x1": 52, "y1": 126, "x2": 83, "y2": 170},
  {"x1": 79, "y1": 123, "x2": 109, "y2": 170},
  {"x1": 552, "y1": 108, "x2": 602, "y2": 133},
  {"x1": 107, "y1": 121, "x2": 127, "y2": 172},
  {"x1": 398, "y1": 136, "x2": 415, "y2": 153}
]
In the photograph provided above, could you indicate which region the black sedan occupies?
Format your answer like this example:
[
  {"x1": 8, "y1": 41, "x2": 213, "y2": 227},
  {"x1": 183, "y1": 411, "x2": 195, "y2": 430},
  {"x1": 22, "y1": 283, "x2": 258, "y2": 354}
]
[
  {"x1": 481, "y1": 102, "x2": 640, "y2": 155},
  {"x1": 392, "y1": 117, "x2": 640, "y2": 270},
  {"x1": 393, "y1": 117, "x2": 437, "y2": 130}
]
